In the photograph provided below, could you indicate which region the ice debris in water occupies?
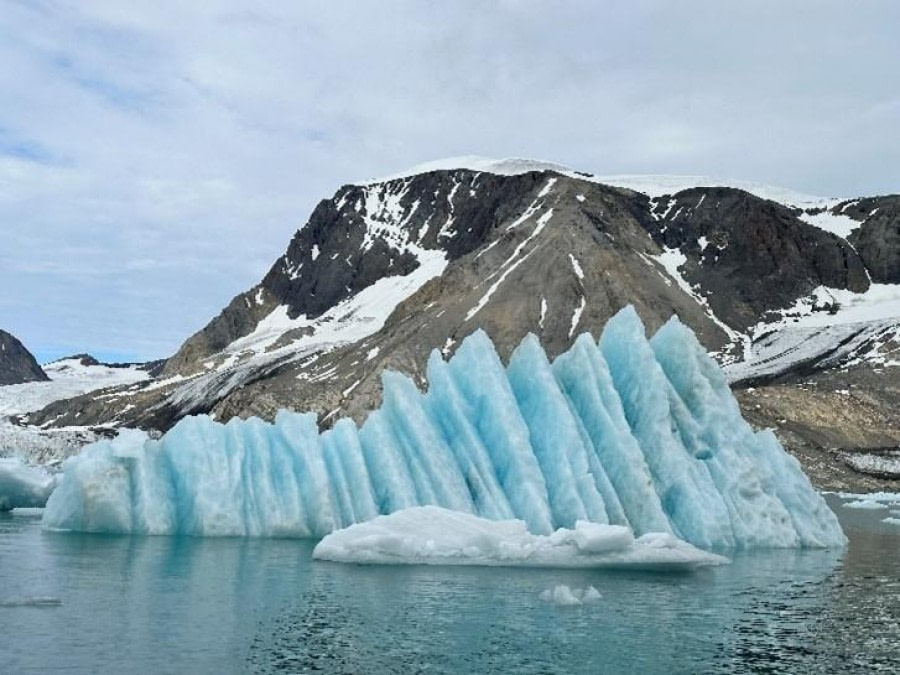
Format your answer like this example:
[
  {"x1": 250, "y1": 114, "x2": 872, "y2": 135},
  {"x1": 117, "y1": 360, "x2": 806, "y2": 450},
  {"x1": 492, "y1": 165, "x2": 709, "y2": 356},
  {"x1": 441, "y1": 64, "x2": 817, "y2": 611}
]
[
  {"x1": 311, "y1": 506, "x2": 727, "y2": 569},
  {"x1": 0, "y1": 457, "x2": 56, "y2": 511},
  {"x1": 42, "y1": 306, "x2": 846, "y2": 549},
  {"x1": 540, "y1": 585, "x2": 602, "y2": 606},
  {"x1": 843, "y1": 499, "x2": 890, "y2": 510},
  {"x1": 0, "y1": 596, "x2": 62, "y2": 608}
]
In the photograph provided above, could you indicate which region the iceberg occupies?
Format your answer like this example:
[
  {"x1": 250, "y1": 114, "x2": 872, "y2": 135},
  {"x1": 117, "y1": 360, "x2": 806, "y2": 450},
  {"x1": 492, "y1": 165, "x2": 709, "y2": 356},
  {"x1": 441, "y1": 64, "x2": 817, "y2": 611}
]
[
  {"x1": 0, "y1": 457, "x2": 56, "y2": 510},
  {"x1": 311, "y1": 506, "x2": 728, "y2": 569},
  {"x1": 42, "y1": 307, "x2": 845, "y2": 549}
]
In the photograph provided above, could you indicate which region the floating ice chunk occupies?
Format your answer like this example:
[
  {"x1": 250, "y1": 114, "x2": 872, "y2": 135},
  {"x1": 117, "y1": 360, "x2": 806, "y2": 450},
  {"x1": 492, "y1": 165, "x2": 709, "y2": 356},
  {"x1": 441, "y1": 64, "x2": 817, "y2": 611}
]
[
  {"x1": 541, "y1": 585, "x2": 586, "y2": 606},
  {"x1": 843, "y1": 499, "x2": 890, "y2": 510},
  {"x1": 539, "y1": 585, "x2": 601, "y2": 605},
  {"x1": 0, "y1": 457, "x2": 56, "y2": 510},
  {"x1": 882, "y1": 517, "x2": 900, "y2": 526},
  {"x1": 835, "y1": 491, "x2": 900, "y2": 503},
  {"x1": 312, "y1": 506, "x2": 728, "y2": 569},
  {"x1": 582, "y1": 585, "x2": 602, "y2": 603}
]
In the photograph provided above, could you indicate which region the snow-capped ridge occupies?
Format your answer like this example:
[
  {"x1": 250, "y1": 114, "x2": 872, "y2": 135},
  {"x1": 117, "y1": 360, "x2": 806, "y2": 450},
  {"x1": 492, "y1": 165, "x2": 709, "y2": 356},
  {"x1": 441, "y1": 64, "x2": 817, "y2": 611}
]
[
  {"x1": 358, "y1": 156, "x2": 843, "y2": 210},
  {"x1": 358, "y1": 156, "x2": 575, "y2": 185}
]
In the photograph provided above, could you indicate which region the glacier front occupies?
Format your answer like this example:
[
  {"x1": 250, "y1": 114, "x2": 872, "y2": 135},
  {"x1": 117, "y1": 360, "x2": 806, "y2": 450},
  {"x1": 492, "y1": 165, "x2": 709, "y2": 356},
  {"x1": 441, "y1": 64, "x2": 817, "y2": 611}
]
[{"x1": 42, "y1": 306, "x2": 845, "y2": 549}]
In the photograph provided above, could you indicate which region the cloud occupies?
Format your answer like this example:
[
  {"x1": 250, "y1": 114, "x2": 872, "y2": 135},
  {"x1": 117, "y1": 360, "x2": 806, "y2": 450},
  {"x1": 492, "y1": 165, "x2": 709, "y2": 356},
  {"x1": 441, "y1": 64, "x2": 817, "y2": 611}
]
[{"x1": 1, "y1": 0, "x2": 898, "y2": 361}]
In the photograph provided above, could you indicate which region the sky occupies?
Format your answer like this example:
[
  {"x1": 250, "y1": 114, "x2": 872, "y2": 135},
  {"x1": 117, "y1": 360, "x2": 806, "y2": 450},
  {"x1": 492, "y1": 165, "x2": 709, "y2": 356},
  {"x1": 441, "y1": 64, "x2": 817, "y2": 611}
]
[{"x1": 1, "y1": 1, "x2": 898, "y2": 363}]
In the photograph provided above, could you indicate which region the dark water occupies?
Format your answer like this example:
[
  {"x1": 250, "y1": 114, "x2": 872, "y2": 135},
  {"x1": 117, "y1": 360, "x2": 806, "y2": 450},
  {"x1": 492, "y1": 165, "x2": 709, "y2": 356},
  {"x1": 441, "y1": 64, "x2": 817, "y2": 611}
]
[{"x1": 1, "y1": 496, "x2": 898, "y2": 674}]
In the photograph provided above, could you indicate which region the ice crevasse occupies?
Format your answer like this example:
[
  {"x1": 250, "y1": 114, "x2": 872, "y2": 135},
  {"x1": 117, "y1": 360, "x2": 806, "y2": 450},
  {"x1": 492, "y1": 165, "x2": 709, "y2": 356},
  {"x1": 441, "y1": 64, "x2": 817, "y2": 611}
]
[{"x1": 42, "y1": 306, "x2": 845, "y2": 549}]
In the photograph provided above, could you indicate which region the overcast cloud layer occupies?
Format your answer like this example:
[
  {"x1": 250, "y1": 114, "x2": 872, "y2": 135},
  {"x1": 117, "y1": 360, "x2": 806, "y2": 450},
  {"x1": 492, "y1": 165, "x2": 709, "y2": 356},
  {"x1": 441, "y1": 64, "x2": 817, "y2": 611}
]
[{"x1": 2, "y1": 1, "x2": 898, "y2": 362}]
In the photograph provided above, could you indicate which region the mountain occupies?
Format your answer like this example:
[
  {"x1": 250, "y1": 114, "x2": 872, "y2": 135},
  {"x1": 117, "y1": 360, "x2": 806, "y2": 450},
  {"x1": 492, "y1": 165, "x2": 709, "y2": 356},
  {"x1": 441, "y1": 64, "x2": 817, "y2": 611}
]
[
  {"x1": 0, "y1": 330, "x2": 48, "y2": 386},
  {"x1": 23, "y1": 159, "x2": 900, "y2": 487}
]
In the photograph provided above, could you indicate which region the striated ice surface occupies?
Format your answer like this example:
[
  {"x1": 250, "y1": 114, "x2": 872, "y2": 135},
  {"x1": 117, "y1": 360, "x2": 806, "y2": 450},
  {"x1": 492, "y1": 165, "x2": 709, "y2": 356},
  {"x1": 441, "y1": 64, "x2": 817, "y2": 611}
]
[
  {"x1": 312, "y1": 506, "x2": 728, "y2": 569},
  {"x1": 0, "y1": 458, "x2": 57, "y2": 510},
  {"x1": 42, "y1": 307, "x2": 845, "y2": 549}
]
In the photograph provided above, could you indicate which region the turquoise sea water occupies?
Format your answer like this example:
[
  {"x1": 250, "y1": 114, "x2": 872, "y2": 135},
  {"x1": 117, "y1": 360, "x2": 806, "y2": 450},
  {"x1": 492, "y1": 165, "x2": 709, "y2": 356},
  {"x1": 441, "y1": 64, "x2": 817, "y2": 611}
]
[{"x1": 1, "y1": 496, "x2": 898, "y2": 674}]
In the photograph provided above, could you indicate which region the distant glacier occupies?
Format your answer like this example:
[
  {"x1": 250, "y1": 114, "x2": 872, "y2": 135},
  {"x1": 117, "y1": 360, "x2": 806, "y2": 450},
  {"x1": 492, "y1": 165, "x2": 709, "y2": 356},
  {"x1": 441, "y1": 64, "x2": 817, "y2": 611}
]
[{"x1": 42, "y1": 306, "x2": 845, "y2": 549}]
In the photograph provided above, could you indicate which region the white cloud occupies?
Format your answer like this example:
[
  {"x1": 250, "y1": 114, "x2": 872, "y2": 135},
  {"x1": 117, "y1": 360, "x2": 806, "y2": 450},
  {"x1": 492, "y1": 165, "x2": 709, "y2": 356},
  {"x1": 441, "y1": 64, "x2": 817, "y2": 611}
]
[{"x1": 1, "y1": 0, "x2": 898, "y2": 361}]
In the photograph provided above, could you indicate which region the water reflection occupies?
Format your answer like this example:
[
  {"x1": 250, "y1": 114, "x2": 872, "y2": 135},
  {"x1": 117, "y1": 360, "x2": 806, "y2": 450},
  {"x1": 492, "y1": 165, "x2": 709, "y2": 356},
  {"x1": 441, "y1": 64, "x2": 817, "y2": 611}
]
[{"x1": 2, "y1": 497, "x2": 898, "y2": 674}]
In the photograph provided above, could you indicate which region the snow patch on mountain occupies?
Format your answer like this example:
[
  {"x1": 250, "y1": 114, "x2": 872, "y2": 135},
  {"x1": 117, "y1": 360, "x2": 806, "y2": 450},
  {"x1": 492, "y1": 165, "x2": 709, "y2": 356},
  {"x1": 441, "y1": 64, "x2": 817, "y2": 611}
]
[
  {"x1": 164, "y1": 248, "x2": 448, "y2": 414},
  {"x1": 645, "y1": 247, "x2": 748, "y2": 356},
  {"x1": 759, "y1": 285, "x2": 900, "y2": 329},
  {"x1": 797, "y1": 210, "x2": 861, "y2": 239}
]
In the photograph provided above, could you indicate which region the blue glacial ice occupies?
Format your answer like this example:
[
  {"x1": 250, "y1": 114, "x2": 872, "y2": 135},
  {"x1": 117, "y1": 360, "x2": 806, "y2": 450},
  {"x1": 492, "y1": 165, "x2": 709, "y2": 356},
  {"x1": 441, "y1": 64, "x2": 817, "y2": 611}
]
[{"x1": 42, "y1": 306, "x2": 846, "y2": 549}]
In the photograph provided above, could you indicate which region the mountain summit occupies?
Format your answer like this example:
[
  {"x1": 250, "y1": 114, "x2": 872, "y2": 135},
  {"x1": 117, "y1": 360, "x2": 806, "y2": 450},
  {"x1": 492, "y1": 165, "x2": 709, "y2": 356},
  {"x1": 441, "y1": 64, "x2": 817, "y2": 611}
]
[{"x1": 25, "y1": 159, "x2": 900, "y2": 485}]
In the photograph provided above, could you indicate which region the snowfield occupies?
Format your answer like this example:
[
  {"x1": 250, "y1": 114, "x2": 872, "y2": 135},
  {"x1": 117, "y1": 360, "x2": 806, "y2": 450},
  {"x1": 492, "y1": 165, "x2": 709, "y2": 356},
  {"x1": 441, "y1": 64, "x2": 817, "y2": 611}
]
[
  {"x1": 0, "y1": 358, "x2": 148, "y2": 418},
  {"x1": 0, "y1": 358, "x2": 148, "y2": 467},
  {"x1": 724, "y1": 285, "x2": 900, "y2": 383},
  {"x1": 360, "y1": 156, "x2": 843, "y2": 210}
]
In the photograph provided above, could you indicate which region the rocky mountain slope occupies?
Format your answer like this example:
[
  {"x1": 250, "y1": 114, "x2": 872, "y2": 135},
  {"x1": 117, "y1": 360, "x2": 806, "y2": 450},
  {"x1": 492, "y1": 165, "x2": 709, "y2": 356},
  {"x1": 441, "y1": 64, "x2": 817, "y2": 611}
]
[
  {"x1": 22, "y1": 159, "x2": 900, "y2": 487},
  {"x1": 0, "y1": 330, "x2": 47, "y2": 386}
]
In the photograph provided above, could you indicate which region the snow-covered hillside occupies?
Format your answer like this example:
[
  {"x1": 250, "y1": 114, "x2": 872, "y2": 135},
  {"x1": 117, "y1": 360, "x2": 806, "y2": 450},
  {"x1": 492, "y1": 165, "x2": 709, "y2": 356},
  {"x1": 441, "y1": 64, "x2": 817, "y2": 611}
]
[
  {"x1": 0, "y1": 358, "x2": 149, "y2": 466},
  {"x1": 0, "y1": 358, "x2": 149, "y2": 418},
  {"x1": 20, "y1": 158, "x2": 900, "y2": 478},
  {"x1": 185, "y1": 157, "x2": 894, "y2": 393},
  {"x1": 725, "y1": 285, "x2": 900, "y2": 383}
]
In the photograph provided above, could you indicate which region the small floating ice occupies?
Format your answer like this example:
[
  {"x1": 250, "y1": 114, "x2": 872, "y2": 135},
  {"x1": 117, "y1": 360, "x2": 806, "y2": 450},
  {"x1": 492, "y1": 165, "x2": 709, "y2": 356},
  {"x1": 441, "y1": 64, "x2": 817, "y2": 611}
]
[
  {"x1": 883, "y1": 518, "x2": 900, "y2": 527},
  {"x1": 0, "y1": 596, "x2": 62, "y2": 608},
  {"x1": 835, "y1": 491, "x2": 900, "y2": 503},
  {"x1": 843, "y1": 500, "x2": 890, "y2": 510},
  {"x1": 312, "y1": 506, "x2": 729, "y2": 570},
  {"x1": 540, "y1": 585, "x2": 602, "y2": 606}
]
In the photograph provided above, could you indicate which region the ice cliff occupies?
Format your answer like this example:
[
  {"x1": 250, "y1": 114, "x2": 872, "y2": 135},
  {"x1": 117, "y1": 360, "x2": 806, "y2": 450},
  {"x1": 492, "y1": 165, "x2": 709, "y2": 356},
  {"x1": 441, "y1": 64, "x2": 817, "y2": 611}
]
[{"x1": 42, "y1": 306, "x2": 845, "y2": 549}]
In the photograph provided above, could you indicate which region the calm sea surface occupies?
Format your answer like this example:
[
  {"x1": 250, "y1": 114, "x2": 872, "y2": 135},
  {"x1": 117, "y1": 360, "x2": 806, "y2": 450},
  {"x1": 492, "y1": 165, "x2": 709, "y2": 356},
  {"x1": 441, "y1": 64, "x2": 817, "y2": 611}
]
[{"x1": 1, "y1": 495, "x2": 898, "y2": 674}]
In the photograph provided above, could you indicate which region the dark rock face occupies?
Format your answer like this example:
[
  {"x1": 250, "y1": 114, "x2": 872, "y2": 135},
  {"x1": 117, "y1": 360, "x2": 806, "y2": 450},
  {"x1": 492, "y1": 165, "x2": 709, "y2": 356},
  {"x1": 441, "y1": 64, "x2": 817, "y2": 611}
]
[
  {"x1": 63, "y1": 354, "x2": 100, "y2": 367},
  {"x1": 163, "y1": 170, "x2": 552, "y2": 376},
  {"x1": 25, "y1": 169, "x2": 900, "y2": 445},
  {"x1": 19, "y1": 168, "x2": 900, "y2": 492},
  {"x1": 846, "y1": 196, "x2": 900, "y2": 283},
  {"x1": 0, "y1": 330, "x2": 48, "y2": 386},
  {"x1": 265, "y1": 171, "x2": 546, "y2": 319},
  {"x1": 644, "y1": 187, "x2": 870, "y2": 329}
]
